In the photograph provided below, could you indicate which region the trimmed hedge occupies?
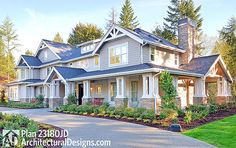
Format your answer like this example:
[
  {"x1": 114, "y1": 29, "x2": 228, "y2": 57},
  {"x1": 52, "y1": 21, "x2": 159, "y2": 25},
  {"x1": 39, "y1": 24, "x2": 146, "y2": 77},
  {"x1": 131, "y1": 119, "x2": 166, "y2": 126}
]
[
  {"x1": 54, "y1": 103, "x2": 157, "y2": 121},
  {"x1": 1, "y1": 101, "x2": 45, "y2": 109}
]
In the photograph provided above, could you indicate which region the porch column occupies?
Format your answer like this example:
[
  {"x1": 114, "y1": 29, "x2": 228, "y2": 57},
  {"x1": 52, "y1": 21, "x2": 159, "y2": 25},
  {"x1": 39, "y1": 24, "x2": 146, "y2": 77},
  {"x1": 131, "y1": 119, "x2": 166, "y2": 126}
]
[
  {"x1": 193, "y1": 78, "x2": 207, "y2": 104},
  {"x1": 55, "y1": 81, "x2": 60, "y2": 98},
  {"x1": 63, "y1": 82, "x2": 69, "y2": 105},
  {"x1": 115, "y1": 76, "x2": 126, "y2": 107},
  {"x1": 50, "y1": 80, "x2": 55, "y2": 98},
  {"x1": 82, "y1": 80, "x2": 92, "y2": 104},
  {"x1": 216, "y1": 77, "x2": 230, "y2": 104},
  {"x1": 140, "y1": 73, "x2": 155, "y2": 109},
  {"x1": 31, "y1": 86, "x2": 35, "y2": 99},
  {"x1": 153, "y1": 75, "x2": 161, "y2": 113}
]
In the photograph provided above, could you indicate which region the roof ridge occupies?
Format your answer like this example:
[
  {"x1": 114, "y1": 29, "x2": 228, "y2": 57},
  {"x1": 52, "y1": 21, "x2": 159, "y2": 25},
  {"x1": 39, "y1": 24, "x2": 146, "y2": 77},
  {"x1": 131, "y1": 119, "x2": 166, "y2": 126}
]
[
  {"x1": 42, "y1": 39, "x2": 73, "y2": 46},
  {"x1": 22, "y1": 55, "x2": 36, "y2": 57},
  {"x1": 193, "y1": 54, "x2": 220, "y2": 59},
  {"x1": 54, "y1": 66, "x2": 85, "y2": 70}
]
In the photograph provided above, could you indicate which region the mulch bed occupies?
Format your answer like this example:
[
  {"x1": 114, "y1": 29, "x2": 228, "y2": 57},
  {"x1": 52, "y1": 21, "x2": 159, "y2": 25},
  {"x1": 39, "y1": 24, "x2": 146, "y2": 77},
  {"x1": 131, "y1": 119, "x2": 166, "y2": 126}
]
[{"x1": 53, "y1": 108, "x2": 236, "y2": 132}]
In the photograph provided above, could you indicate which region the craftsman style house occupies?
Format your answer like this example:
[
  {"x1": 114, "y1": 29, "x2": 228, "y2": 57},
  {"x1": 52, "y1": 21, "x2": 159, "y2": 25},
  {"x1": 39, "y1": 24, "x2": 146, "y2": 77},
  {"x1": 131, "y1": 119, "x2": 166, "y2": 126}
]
[{"x1": 7, "y1": 18, "x2": 232, "y2": 109}]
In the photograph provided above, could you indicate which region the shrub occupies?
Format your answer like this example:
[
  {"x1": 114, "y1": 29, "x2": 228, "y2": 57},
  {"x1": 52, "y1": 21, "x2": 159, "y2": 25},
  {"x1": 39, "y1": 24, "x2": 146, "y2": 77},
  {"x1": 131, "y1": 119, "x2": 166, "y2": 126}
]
[
  {"x1": 187, "y1": 105, "x2": 208, "y2": 113},
  {"x1": 36, "y1": 95, "x2": 44, "y2": 104},
  {"x1": 209, "y1": 104, "x2": 218, "y2": 114},
  {"x1": 140, "y1": 109, "x2": 156, "y2": 120},
  {"x1": 184, "y1": 111, "x2": 192, "y2": 124},
  {"x1": 133, "y1": 108, "x2": 146, "y2": 118},
  {"x1": 123, "y1": 108, "x2": 135, "y2": 117},
  {"x1": 105, "y1": 107, "x2": 115, "y2": 115},
  {"x1": 171, "y1": 118, "x2": 179, "y2": 124},
  {"x1": 114, "y1": 107, "x2": 125, "y2": 116},
  {"x1": 143, "y1": 119, "x2": 151, "y2": 123},
  {"x1": 98, "y1": 102, "x2": 110, "y2": 114},
  {"x1": 159, "y1": 71, "x2": 177, "y2": 109},
  {"x1": 67, "y1": 93, "x2": 77, "y2": 105},
  {"x1": 160, "y1": 108, "x2": 178, "y2": 121},
  {"x1": 0, "y1": 89, "x2": 7, "y2": 103},
  {"x1": 124, "y1": 98, "x2": 128, "y2": 108}
]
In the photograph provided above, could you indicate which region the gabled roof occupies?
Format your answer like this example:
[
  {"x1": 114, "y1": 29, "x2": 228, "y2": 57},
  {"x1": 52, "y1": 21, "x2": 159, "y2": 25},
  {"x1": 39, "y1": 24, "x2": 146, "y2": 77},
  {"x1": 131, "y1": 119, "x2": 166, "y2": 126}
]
[
  {"x1": 21, "y1": 55, "x2": 42, "y2": 67},
  {"x1": 7, "y1": 79, "x2": 44, "y2": 86},
  {"x1": 44, "y1": 66, "x2": 86, "y2": 83},
  {"x1": 180, "y1": 54, "x2": 220, "y2": 75},
  {"x1": 42, "y1": 39, "x2": 73, "y2": 54},
  {"x1": 92, "y1": 24, "x2": 184, "y2": 55}
]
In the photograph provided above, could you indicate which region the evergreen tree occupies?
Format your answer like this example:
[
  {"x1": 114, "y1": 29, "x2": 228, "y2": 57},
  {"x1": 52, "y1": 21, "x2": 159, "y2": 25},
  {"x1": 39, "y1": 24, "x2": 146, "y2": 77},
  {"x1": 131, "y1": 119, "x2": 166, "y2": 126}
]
[
  {"x1": 0, "y1": 17, "x2": 18, "y2": 81},
  {"x1": 105, "y1": 7, "x2": 118, "y2": 30},
  {"x1": 25, "y1": 49, "x2": 33, "y2": 56},
  {"x1": 53, "y1": 32, "x2": 64, "y2": 43},
  {"x1": 152, "y1": 25, "x2": 177, "y2": 44},
  {"x1": 0, "y1": 38, "x2": 7, "y2": 77},
  {"x1": 119, "y1": 0, "x2": 139, "y2": 29},
  {"x1": 212, "y1": 17, "x2": 236, "y2": 97},
  {"x1": 68, "y1": 22, "x2": 103, "y2": 45}
]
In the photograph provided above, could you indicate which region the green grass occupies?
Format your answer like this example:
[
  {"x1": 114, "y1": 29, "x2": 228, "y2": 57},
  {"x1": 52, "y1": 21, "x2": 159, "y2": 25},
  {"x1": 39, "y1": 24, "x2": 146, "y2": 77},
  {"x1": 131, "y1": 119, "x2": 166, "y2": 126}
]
[{"x1": 183, "y1": 114, "x2": 236, "y2": 148}]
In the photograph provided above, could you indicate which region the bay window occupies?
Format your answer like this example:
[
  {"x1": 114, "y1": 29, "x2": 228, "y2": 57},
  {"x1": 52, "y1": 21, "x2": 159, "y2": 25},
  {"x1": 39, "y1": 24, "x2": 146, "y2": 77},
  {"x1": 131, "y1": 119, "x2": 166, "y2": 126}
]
[{"x1": 109, "y1": 43, "x2": 128, "y2": 66}]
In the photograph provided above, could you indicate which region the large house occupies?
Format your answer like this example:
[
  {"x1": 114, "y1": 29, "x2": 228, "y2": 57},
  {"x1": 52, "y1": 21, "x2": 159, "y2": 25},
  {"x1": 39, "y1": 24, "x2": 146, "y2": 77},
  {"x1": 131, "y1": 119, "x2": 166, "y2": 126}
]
[{"x1": 7, "y1": 18, "x2": 232, "y2": 110}]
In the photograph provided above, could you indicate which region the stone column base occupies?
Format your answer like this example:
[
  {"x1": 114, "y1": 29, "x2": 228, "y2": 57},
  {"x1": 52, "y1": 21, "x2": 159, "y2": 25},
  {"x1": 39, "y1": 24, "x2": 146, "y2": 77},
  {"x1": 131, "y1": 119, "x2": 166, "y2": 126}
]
[
  {"x1": 63, "y1": 97, "x2": 68, "y2": 105},
  {"x1": 216, "y1": 96, "x2": 231, "y2": 104},
  {"x1": 193, "y1": 97, "x2": 207, "y2": 105},
  {"x1": 115, "y1": 98, "x2": 125, "y2": 107},
  {"x1": 139, "y1": 98, "x2": 154, "y2": 109},
  {"x1": 49, "y1": 98, "x2": 63, "y2": 109},
  {"x1": 82, "y1": 98, "x2": 92, "y2": 105}
]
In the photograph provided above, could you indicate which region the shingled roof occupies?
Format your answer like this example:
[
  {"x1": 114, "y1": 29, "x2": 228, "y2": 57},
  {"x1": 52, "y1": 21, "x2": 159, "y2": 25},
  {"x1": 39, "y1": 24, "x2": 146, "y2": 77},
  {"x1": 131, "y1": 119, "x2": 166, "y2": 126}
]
[
  {"x1": 21, "y1": 55, "x2": 42, "y2": 66},
  {"x1": 54, "y1": 66, "x2": 86, "y2": 79},
  {"x1": 180, "y1": 54, "x2": 220, "y2": 75}
]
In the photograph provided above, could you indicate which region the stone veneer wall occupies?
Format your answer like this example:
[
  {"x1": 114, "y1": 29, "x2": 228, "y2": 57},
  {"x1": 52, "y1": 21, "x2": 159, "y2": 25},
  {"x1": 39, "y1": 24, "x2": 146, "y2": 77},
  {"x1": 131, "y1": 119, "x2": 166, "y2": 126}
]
[
  {"x1": 49, "y1": 98, "x2": 63, "y2": 109},
  {"x1": 82, "y1": 98, "x2": 92, "y2": 105},
  {"x1": 115, "y1": 98, "x2": 124, "y2": 107},
  {"x1": 193, "y1": 97, "x2": 207, "y2": 104},
  {"x1": 138, "y1": 98, "x2": 154, "y2": 109},
  {"x1": 216, "y1": 96, "x2": 232, "y2": 104}
]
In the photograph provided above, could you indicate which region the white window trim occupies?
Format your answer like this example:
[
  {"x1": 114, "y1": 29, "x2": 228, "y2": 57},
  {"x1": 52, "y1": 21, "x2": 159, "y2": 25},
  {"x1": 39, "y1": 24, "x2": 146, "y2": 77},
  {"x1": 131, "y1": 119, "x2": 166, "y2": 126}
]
[
  {"x1": 108, "y1": 42, "x2": 128, "y2": 67},
  {"x1": 108, "y1": 80, "x2": 117, "y2": 105}
]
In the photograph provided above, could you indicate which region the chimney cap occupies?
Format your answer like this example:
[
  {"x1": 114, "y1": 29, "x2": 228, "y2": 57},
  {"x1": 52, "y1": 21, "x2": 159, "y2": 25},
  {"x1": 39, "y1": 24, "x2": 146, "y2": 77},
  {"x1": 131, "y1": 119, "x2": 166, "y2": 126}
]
[{"x1": 178, "y1": 18, "x2": 197, "y2": 28}]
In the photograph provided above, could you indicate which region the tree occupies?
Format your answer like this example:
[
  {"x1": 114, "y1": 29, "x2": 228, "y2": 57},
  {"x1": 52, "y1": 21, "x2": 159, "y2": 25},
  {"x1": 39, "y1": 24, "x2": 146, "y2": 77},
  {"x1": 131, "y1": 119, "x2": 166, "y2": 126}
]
[
  {"x1": 152, "y1": 25, "x2": 177, "y2": 44},
  {"x1": 68, "y1": 22, "x2": 103, "y2": 45},
  {"x1": 25, "y1": 49, "x2": 33, "y2": 56},
  {"x1": 53, "y1": 32, "x2": 64, "y2": 43},
  {"x1": 159, "y1": 71, "x2": 177, "y2": 109},
  {"x1": 212, "y1": 17, "x2": 236, "y2": 97},
  {"x1": 105, "y1": 7, "x2": 118, "y2": 30},
  {"x1": 156, "y1": 0, "x2": 203, "y2": 55},
  {"x1": 118, "y1": 0, "x2": 139, "y2": 29},
  {"x1": 0, "y1": 17, "x2": 18, "y2": 81}
]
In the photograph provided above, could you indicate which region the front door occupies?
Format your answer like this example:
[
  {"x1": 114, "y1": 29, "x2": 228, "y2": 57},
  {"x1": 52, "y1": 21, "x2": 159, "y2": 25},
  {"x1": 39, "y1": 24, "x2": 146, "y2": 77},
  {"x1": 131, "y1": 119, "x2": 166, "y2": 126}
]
[{"x1": 78, "y1": 84, "x2": 83, "y2": 105}]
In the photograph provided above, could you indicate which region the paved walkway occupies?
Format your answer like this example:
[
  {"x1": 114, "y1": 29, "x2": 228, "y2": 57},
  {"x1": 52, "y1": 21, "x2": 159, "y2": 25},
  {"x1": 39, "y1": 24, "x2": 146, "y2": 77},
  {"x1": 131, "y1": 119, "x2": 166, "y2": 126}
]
[{"x1": 0, "y1": 107, "x2": 215, "y2": 148}]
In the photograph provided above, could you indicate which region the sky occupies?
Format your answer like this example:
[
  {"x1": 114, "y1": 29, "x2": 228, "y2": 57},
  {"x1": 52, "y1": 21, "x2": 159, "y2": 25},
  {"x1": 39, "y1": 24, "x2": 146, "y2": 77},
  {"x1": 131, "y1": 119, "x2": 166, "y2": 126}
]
[{"x1": 0, "y1": 0, "x2": 235, "y2": 60}]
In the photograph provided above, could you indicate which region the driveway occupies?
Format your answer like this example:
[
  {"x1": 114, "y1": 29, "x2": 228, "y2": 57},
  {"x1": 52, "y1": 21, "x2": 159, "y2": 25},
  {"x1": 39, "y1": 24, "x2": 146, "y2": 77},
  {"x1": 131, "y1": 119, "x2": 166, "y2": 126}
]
[{"x1": 0, "y1": 107, "x2": 214, "y2": 148}]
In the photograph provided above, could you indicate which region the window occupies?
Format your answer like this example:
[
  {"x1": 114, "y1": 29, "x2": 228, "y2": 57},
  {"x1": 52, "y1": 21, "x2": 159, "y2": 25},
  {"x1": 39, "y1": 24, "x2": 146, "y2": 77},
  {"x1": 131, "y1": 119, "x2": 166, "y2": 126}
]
[
  {"x1": 146, "y1": 77, "x2": 150, "y2": 95},
  {"x1": 96, "y1": 85, "x2": 102, "y2": 94},
  {"x1": 94, "y1": 56, "x2": 99, "y2": 66},
  {"x1": 110, "y1": 82, "x2": 117, "y2": 102},
  {"x1": 131, "y1": 81, "x2": 138, "y2": 102},
  {"x1": 44, "y1": 50, "x2": 48, "y2": 60},
  {"x1": 174, "y1": 53, "x2": 178, "y2": 65},
  {"x1": 21, "y1": 69, "x2": 25, "y2": 79},
  {"x1": 47, "y1": 67, "x2": 51, "y2": 75},
  {"x1": 150, "y1": 47, "x2": 159, "y2": 62},
  {"x1": 109, "y1": 43, "x2": 128, "y2": 66}
]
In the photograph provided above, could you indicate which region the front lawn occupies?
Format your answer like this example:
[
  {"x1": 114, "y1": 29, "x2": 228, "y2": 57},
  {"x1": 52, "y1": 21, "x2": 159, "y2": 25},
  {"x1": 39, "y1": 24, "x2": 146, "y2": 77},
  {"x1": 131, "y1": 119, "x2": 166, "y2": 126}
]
[{"x1": 183, "y1": 114, "x2": 236, "y2": 148}]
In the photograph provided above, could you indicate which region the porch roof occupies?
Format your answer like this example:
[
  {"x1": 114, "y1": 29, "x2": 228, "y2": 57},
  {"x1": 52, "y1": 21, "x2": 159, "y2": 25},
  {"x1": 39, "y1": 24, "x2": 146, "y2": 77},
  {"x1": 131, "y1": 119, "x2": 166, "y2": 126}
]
[
  {"x1": 180, "y1": 54, "x2": 220, "y2": 75},
  {"x1": 7, "y1": 79, "x2": 44, "y2": 86},
  {"x1": 69, "y1": 63, "x2": 203, "y2": 81}
]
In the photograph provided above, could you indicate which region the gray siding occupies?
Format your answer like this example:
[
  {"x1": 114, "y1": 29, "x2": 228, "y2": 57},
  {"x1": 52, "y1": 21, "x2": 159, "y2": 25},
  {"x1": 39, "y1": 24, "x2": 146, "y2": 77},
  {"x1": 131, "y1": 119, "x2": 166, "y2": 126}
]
[
  {"x1": 38, "y1": 47, "x2": 58, "y2": 63},
  {"x1": 142, "y1": 45, "x2": 150, "y2": 63},
  {"x1": 99, "y1": 36, "x2": 141, "y2": 70}
]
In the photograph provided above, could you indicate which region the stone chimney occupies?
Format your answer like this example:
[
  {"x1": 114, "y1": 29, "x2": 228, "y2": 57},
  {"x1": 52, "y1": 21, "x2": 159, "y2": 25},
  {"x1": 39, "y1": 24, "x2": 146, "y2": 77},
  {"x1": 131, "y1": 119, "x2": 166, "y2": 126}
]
[{"x1": 178, "y1": 18, "x2": 197, "y2": 64}]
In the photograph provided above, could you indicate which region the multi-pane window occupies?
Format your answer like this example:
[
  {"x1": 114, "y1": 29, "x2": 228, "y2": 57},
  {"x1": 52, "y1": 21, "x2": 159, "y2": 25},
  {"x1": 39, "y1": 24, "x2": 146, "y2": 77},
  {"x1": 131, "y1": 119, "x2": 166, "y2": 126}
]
[
  {"x1": 109, "y1": 43, "x2": 128, "y2": 66},
  {"x1": 96, "y1": 85, "x2": 102, "y2": 94},
  {"x1": 94, "y1": 56, "x2": 99, "y2": 66},
  {"x1": 146, "y1": 77, "x2": 150, "y2": 95},
  {"x1": 110, "y1": 82, "x2": 117, "y2": 102},
  {"x1": 150, "y1": 48, "x2": 159, "y2": 62},
  {"x1": 21, "y1": 69, "x2": 25, "y2": 79},
  {"x1": 174, "y1": 53, "x2": 178, "y2": 65},
  {"x1": 131, "y1": 81, "x2": 138, "y2": 102}
]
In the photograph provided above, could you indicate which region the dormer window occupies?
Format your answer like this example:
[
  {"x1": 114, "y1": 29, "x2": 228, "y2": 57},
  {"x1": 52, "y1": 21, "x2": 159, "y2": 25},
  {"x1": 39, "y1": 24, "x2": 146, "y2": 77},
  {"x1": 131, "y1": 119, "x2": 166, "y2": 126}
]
[{"x1": 81, "y1": 43, "x2": 96, "y2": 53}]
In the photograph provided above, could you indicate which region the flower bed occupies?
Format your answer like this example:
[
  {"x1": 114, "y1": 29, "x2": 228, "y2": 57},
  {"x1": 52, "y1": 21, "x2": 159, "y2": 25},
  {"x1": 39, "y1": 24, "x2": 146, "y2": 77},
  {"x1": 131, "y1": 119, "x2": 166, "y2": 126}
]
[
  {"x1": 0, "y1": 113, "x2": 66, "y2": 147},
  {"x1": 54, "y1": 102, "x2": 236, "y2": 131},
  {"x1": 0, "y1": 101, "x2": 45, "y2": 109}
]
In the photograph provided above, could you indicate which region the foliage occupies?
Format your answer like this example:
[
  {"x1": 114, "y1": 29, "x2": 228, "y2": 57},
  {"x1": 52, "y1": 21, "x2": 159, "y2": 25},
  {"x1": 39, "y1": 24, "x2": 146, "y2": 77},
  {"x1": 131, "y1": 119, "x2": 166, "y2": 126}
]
[
  {"x1": 212, "y1": 17, "x2": 236, "y2": 97},
  {"x1": 67, "y1": 93, "x2": 77, "y2": 105},
  {"x1": 209, "y1": 104, "x2": 218, "y2": 114},
  {"x1": 68, "y1": 22, "x2": 103, "y2": 45},
  {"x1": 183, "y1": 114, "x2": 236, "y2": 147},
  {"x1": 159, "y1": 71, "x2": 177, "y2": 109},
  {"x1": 206, "y1": 83, "x2": 217, "y2": 104},
  {"x1": 118, "y1": 0, "x2": 139, "y2": 29},
  {"x1": 185, "y1": 105, "x2": 209, "y2": 121},
  {"x1": 25, "y1": 49, "x2": 33, "y2": 56},
  {"x1": 152, "y1": 25, "x2": 177, "y2": 44},
  {"x1": 6, "y1": 101, "x2": 44, "y2": 109},
  {"x1": 159, "y1": 108, "x2": 178, "y2": 121},
  {"x1": 139, "y1": 110, "x2": 156, "y2": 120},
  {"x1": 0, "y1": 89, "x2": 7, "y2": 103},
  {"x1": 53, "y1": 32, "x2": 64, "y2": 43},
  {"x1": 36, "y1": 94, "x2": 44, "y2": 104},
  {"x1": 123, "y1": 97, "x2": 128, "y2": 108},
  {"x1": 0, "y1": 17, "x2": 19, "y2": 81},
  {"x1": 184, "y1": 111, "x2": 192, "y2": 124}
]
